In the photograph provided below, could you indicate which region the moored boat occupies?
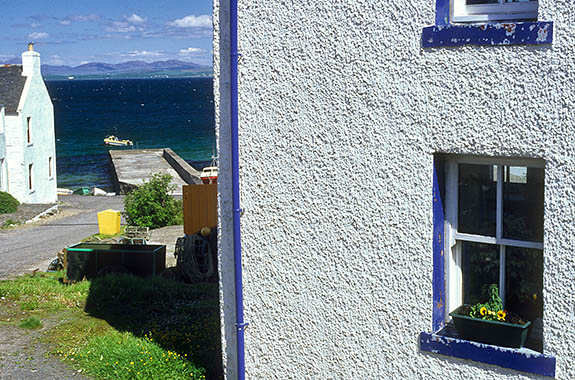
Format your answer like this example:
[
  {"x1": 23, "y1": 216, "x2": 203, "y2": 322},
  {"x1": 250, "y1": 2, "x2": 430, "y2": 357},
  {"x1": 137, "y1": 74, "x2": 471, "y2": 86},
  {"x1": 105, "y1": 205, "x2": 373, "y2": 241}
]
[
  {"x1": 200, "y1": 156, "x2": 218, "y2": 184},
  {"x1": 104, "y1": 135, "x2": 133, "y2": 146}
]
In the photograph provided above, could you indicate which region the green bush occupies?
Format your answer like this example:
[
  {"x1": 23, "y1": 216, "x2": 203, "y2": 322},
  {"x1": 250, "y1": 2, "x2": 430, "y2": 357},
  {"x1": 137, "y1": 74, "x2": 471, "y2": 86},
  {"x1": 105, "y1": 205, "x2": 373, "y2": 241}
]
[
  {"x1": 123, "y1": 173, "x2": 183, "y2": 229},
  {"x1": 0, "y1": 191, "x2": 19, "y2": 214}
]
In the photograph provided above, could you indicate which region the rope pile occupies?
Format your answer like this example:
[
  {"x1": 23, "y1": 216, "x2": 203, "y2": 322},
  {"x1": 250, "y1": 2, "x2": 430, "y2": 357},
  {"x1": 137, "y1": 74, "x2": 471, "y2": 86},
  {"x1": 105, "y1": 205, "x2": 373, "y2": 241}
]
[{"x1": 175, "y1": 233, "x2": 215, "y2": 282}]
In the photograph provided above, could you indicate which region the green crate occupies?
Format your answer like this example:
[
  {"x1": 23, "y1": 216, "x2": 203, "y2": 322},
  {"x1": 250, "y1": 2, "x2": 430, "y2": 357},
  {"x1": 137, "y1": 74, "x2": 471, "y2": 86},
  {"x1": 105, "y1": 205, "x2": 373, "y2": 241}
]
[{"x1": 65, "y1": 243, "x2": 166, "y2": 282}]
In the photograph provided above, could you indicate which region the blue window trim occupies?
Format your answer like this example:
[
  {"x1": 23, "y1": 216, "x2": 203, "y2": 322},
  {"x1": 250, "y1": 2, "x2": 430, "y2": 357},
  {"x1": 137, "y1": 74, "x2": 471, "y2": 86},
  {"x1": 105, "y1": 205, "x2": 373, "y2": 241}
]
[
  {"x1": 420, "y1": 332, "x2": 556, "y2": 378},
  {"x1": 422, "y1": 0, "x2": 553, "y2": 47},
  {"x1": 420, "y1": 158, "x2": 557, "y2": 378}
]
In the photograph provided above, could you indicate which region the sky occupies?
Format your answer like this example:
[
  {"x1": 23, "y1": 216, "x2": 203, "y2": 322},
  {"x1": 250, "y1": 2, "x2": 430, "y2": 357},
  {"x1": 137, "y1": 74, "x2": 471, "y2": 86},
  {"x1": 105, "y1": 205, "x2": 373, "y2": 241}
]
[{"x1": 0, "y1": 0, "x2": 213, "y2": 66}]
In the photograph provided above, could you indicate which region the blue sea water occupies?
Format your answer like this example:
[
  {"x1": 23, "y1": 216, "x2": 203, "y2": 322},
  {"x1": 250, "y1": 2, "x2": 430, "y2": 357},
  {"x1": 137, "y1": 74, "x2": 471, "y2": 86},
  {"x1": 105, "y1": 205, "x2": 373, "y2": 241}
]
[{"x1": 45, "y1": 77, "x2": 215, "y2": 192}]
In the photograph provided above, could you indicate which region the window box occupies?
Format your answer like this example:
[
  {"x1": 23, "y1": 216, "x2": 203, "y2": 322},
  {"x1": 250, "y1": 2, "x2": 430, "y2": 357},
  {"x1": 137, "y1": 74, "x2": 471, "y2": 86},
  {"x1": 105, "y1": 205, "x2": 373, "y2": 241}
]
[{"x1": 449, "y1": 305, "x2": 531, "y2": 348}]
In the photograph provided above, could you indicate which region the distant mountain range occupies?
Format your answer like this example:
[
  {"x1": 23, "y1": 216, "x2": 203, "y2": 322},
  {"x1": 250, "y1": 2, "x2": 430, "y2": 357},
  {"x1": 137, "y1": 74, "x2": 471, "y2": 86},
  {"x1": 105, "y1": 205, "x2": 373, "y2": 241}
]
[
  {"x1": 0, "y1": 58, "x2": 212, "y2": 79},
  {"x1": 42, "y1": 60, "x2": 212, "y2": 77}
]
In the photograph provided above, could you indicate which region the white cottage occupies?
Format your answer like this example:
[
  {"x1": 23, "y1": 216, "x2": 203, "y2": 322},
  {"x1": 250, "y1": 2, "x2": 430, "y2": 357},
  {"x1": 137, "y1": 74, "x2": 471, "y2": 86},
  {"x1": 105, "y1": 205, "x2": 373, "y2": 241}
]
[
  {"x1": 0, "y1": 106, "x2": 6, "y2": 193},
  {"x1": 0, "y1": 44, "x2": 56, "y2": 204},
  {"x1": 214, "y1": 0, "x2": 574, "y2": 378}
]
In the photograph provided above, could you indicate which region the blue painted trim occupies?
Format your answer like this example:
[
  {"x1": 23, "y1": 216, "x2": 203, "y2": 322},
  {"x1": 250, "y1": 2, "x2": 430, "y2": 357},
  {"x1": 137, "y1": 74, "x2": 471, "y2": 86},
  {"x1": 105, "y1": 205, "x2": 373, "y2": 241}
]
[
  {"x1": 432, "y1": 162, "x2": 446, "y2": 331},
  {"x1": 422, "y1": 21, "x2": 553, "y2": 48},
  {"x1": 420, "y1": 332, "x2": 556, "y2": 377},
  {"x1": 434, "y1": 0, "x2": 449, "y2": 26}
]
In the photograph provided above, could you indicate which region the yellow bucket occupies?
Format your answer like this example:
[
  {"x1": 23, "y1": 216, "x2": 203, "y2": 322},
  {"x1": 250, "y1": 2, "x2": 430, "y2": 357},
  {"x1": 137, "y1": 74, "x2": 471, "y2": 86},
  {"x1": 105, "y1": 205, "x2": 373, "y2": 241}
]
[{"x1": 97, "y1": 209, "x2": 121, "y2": 235}]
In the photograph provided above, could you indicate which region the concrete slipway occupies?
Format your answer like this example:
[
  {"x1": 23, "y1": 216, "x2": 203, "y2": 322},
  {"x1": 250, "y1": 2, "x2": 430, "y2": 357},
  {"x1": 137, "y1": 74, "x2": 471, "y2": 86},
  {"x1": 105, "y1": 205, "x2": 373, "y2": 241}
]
[{"x1": 109, "y1": 148, "x2": 202, "y2": 195}]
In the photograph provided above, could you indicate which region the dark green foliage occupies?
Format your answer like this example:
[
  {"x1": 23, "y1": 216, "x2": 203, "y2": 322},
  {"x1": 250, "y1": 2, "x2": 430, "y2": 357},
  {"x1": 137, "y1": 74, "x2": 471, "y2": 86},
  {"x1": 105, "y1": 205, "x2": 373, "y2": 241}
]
[
  {"x1": 0, "y1": 191, "x2": 19, "y2": 214},
  {"x1": 123, "y1": 173, "x2": 183, "y2": 228}
]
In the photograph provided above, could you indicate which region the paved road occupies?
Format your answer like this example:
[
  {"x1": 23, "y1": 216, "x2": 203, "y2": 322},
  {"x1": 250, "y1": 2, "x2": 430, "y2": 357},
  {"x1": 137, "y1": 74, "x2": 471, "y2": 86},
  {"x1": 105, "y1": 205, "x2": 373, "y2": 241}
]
[{"x1": 0, "y1": 196, "x2": 125, "y2": 279}]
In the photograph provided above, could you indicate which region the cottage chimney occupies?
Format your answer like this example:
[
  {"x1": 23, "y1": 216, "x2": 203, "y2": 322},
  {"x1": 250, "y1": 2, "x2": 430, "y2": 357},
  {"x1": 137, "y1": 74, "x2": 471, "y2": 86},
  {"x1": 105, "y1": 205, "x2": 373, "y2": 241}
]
[{"x1": 22, "y1": 43, "x2": 41, "y2": 77}]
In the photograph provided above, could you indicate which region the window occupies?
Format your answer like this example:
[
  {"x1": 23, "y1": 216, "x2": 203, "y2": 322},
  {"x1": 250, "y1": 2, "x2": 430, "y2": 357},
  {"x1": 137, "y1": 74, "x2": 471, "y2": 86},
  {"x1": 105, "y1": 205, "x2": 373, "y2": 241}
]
[
  {"x1": 452, "y1": 0, "x2": 538, "y2": 23},
  {"x1": 27, "y1": 116, "x2": 31, "y2": 144},
  {"x1": 0, "y1": 158, "x2": 4, "y2": 190},
  {"x1": 444, "y1": 156, "x2": 544, "y2": 335},
  {"x1": 48, "y1": 156, "x2": 53, "y2": 178},
  {"x1": 28, "y1": 163, "x2": 33, "y2": 191},
  {"x1": 420, "y1": 154, "x2": 555, "y2": 377}
]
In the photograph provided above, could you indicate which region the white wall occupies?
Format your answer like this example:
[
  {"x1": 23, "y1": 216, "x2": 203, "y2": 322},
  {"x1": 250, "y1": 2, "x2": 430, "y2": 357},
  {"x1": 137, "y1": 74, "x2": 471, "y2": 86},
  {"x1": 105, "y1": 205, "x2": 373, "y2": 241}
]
[
  {"x1": 0, "y1": 107, "x2": 6, "y2": 192},
  {"x1": 215, "y1": 0, "x2": 575, "y2": 378},
  {"x1": 4, "y1": 52, "x2": 56, "y2": 204}
]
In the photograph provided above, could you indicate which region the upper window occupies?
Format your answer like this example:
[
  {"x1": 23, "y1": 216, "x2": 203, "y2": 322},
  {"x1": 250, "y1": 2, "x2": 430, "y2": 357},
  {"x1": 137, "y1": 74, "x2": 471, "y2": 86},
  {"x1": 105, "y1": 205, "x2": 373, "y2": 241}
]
[
  {"x1": 444, "y1": 156, "x2": 544, "y2": 349},
  {"x1": 452, "y1": 0, "x2": 538, "y2": 22}
]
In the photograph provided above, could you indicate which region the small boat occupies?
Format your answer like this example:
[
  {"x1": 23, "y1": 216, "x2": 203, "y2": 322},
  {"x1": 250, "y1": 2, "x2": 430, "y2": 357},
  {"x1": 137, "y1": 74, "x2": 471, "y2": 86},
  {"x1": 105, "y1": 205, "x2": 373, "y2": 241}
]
[
  {"x1": 57, "y1": 188, "x2": 73, "y2": 195},
  {"x1": 104, "y1": 135, "x2": 133, "y2": 146},
  {"x1": 200, "y1": 156, "x2": 218, "y2": 184}
]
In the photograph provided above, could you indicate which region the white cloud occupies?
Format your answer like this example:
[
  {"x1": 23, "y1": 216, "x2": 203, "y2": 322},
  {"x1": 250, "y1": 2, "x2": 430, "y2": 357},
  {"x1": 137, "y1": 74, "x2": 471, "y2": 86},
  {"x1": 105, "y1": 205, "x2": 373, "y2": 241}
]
[
  {"x1": 124, "y1": 50, "x2": 163, "y2": 57},
  {"x1": 28, "y1": 32, "x2": 49, "y2": 39},
  {"x1": 59, "y1": 14, "x2": 99, "y2": 25},
  {"x1": 126, "y1": 14, "x2": 146, "y2": 23},
  {"x1": 31, "y1": 22, "x2": 41, "y2": 28},
  {"x1": 179, "y1": 47, "x2": 203, "y2": 56},
  {"x1": 106, "y1": 22, "x2": 140, "y2": 33},
  {"x1": 168, "y1": 15, "x2": 212, "y2": 28}
]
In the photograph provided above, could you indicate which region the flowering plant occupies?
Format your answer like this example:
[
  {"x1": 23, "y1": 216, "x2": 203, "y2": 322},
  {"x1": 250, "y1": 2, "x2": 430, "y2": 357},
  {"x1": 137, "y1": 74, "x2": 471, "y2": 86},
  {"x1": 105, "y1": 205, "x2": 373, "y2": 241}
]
[{"x1": 468, "y1": 284, "x2": 507, "y2": 322}]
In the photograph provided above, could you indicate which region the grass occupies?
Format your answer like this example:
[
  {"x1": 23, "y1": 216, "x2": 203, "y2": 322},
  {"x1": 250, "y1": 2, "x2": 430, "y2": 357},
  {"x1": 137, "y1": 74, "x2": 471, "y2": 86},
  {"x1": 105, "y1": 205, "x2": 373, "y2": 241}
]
[
  {"x1": 0, "y1": 272, "x2": 222, "y2": 379},
  {"x1": 81, "y1": 226, "x2": 127, "y2": 242},
  {"x1": 19, "y1": 317, "x2": 42, "y2": 329},
  {"x1": 1, "y1": 219, "x2": 20, "y2": 229}
]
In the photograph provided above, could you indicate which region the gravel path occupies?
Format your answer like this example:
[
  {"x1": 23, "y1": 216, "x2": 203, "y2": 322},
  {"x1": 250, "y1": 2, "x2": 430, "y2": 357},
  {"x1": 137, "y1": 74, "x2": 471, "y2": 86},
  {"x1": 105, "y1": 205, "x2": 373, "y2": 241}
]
[
  {"x1": 0, "y1": 314, "x2": 90, "y2": 380},
  {"x1": 0, "y1": 195, "x2": 125, "y2": 279}
]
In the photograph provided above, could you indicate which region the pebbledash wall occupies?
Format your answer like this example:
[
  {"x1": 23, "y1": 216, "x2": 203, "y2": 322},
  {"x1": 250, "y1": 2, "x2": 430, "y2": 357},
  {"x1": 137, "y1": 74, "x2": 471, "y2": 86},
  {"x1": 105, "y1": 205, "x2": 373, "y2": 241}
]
[{"x1": 214, "y1": 0, "x2": 575, "y2": 378}]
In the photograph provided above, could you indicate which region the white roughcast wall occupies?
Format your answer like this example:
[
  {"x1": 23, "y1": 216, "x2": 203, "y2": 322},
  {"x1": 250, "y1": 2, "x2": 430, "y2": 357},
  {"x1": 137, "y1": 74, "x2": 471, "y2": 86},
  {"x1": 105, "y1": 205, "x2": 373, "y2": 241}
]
[{"x1": 214, "y1": 0, "x2": 575, "y2": 377}]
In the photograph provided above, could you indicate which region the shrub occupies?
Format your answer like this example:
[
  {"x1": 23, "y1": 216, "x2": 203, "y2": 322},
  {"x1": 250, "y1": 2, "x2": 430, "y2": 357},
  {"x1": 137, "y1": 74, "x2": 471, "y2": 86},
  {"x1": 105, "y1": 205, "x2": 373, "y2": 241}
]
[
  {"x1": 0, "y1": 191, "x2": 19, "y2": 214},
  {"x1": 123, "y1": 173, "x2": 183, "y2": 229}
]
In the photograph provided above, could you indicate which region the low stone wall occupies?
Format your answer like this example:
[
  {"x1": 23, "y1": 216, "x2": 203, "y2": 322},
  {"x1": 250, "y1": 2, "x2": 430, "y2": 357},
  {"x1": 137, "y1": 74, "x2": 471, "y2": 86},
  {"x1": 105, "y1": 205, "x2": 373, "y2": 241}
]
[{"x1": 162, "y1": 148, "x2": 202, "y2": 185}]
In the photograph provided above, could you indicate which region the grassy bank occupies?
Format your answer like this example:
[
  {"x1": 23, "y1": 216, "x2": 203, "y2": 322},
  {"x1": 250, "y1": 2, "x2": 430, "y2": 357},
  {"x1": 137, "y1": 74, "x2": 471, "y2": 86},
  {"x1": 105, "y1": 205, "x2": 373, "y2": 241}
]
[{"x1": 0, "y1": 272, "x2": 222, "y2": 379}]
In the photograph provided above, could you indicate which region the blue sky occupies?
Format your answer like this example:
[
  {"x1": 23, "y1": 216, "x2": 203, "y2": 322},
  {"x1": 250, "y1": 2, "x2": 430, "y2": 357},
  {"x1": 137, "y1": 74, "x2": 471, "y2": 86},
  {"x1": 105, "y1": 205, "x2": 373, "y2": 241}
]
[{"x1": 0, "y1": 0, "x2": 213, "y2": 66}]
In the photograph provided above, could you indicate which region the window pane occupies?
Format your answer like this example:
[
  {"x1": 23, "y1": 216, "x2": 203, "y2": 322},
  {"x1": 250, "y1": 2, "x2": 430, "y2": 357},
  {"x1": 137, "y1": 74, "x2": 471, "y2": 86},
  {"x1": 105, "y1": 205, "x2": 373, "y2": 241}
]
[
  {"x1": 458, "y1": 164, "x2": 496, "y2": 237},
  {"x1": 467, "y1": 0, "x2": 498, "y2": 4},
  {"x1": 505, "y1": 0, "x2": 536, "y2": 2},
  {"x1": 503, "y1": 166, "x2": 544, "y2": 242},
  {"x1": 461, "y1": 242, "x2": 499, "y2": 306},
  {"x1": 505, "y1": 247, "x2": 543, "y2": 322}
]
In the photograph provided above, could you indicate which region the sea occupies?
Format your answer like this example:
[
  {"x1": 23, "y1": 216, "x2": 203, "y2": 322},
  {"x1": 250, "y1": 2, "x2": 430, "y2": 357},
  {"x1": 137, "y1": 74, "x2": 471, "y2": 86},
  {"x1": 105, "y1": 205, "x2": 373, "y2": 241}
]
[{"x1": 45, "y1": 77, "x2": 215, "y2": 192}]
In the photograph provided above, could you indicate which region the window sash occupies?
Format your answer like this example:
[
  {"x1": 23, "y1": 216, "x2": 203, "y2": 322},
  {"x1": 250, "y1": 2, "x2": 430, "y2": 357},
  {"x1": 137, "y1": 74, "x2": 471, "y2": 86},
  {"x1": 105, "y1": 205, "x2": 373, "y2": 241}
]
[
  {"x1": 452, "y1": 0, "x2": 538, "y2": 22},
  {"x1": 444, "y1": 157, "x2": 544, "y2": 315}
]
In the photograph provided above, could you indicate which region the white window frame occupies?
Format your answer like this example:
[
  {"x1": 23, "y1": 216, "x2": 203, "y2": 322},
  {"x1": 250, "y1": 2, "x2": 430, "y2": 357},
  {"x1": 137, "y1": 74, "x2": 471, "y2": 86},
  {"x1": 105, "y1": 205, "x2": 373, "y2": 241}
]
[
  {"x1": 444, "y1": 155, "x2": 544, "y2": 317},
  {"x1": 451, "y1": 0, "x2": 538, "y2": 22}
]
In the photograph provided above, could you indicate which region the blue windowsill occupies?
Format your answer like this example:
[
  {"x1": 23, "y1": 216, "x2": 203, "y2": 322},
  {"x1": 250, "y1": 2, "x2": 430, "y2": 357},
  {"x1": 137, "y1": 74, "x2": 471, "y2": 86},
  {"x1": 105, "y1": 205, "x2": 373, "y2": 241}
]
[
  {"x1": 419, "y1": 331, "x2": 556, "y2": 377},
  {"x1": 422, "y1": 21, "x2": 553, "y2": 48}
]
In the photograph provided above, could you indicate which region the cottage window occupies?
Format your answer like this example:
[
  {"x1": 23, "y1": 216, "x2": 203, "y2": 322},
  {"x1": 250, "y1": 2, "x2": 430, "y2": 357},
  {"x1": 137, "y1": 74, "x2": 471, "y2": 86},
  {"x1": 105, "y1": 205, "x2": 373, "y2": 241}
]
[
  {"x1": 48, "y1": 156, "x2": 53, "y2": 178},
  {"x1": 452, "y1": 0, "x2": 538, "y2": 23},
  {"x1": 0, "y1": 158, "x2": 4, "y2": 189},
  {"x1": 28, "y1": 163, "x2": 33, "y2": 191},
  {"x1": 444, "y1": 156, "x2": 544, "y2": 339},
  {"x1": 419, "y1": 155, "x2": 554, "y2": 377},
  {"x1": 27, "y1": 116, "x2": 32, "y2": 144}
]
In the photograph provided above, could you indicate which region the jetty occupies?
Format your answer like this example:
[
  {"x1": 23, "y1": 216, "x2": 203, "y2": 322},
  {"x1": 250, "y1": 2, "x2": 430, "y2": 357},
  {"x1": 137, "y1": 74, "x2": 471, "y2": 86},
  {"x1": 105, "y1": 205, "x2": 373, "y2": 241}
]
[{"x1": 109, "y1": 148, "x2": 202, "y2": 195}]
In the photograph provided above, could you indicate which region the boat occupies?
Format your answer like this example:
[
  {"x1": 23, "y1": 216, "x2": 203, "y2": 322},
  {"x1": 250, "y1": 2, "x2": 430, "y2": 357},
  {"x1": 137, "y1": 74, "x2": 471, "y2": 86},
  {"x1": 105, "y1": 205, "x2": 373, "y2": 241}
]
[
  {"x1": 104, "y1": 135, "x2": 133, "y2": 146},
  {"x1": 57, "y1": 188, "x2": 73, "y2": 195},
  {"x1": 200, "y1": 156, "x2": 218, "y2": 184}
]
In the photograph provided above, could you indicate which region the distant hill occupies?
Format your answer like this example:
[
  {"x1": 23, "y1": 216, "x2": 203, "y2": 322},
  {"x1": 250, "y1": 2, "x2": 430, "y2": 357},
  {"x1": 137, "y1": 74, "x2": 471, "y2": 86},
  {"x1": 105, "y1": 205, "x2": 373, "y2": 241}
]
[{"x1": 40, "y1": 60, "x2": 212, "y2": 79}]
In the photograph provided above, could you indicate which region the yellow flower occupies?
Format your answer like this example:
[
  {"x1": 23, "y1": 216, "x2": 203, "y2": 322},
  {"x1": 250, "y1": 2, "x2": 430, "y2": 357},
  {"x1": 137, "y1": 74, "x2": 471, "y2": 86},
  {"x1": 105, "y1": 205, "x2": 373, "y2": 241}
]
[
  {"x1": 480, "y1": 307, "x2": 487, "y2": 316},
  {"x1": 497, "y1": 310, "x2": 506, "y2": 321}
]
